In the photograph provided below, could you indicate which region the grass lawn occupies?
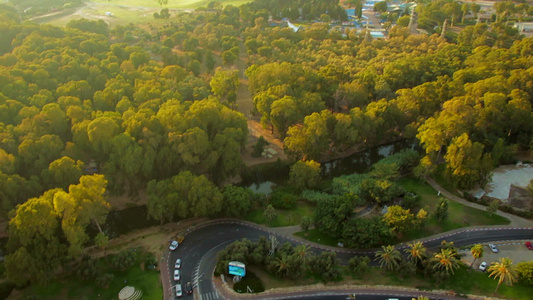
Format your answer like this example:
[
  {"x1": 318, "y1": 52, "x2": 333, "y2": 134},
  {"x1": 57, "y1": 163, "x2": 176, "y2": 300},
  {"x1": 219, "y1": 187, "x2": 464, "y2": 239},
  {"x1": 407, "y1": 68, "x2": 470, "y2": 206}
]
[
  {"x1": 12, "y1": 250, "x2": 162, "y2": 300},
  {"x1": 294, "y1": 229, "x2": 339, "y2": 247},
  {"x1": 245, "y1": 201, "x2": 315, "y2": 227},
  {"x1": 46, "y1": 0, "x2": 252, "y2": 28},
  {"x1": 433, "y1": 164, "x2": 461, "y2": 197},
  {"x1": 398, "y1": 176, "x2": 510, "y2": 241},
  {"x1": 438, "y1": 266, "x2": 533, "y2": 299},
  {"x1": 46, "y1": 4, "x2": 163, "y2": 27},
  {"x1": 93, "y1": 0, "x2": 251, "y2": 9}
]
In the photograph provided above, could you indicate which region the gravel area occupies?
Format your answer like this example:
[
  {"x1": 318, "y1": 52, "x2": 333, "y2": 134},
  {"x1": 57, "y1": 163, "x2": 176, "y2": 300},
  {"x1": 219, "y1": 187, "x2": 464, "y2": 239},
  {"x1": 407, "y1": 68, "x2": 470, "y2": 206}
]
[{"x1": 484, "y1": 164, "x2": 533, "y2": 200}]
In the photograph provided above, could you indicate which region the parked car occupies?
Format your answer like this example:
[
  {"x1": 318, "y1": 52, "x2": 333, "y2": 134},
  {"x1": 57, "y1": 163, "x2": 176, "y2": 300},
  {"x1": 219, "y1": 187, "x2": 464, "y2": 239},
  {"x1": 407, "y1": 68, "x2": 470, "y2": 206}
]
[
  {"x1": 174, "y1": 269, "x2": 180, "y2": 281},
  {"x1": 526, "y1": 241, "x2": 533, "y2": 250},
  {"x1": 169, "y1": 240, "x2": 179, "y2": 251},
  {"x1": 489, "y1": 244, "x2": 498, "y2": 253},
  {"x1": 185, "y1": 282, "x2": 193, "y2": 294},
  {"x1": 479, "y1": 261, "x2": 488, "y2": 271},
  {"x1": 175, "y1": 283, "x2": 182, "y2": 297},
  {"x1": 175, "y1": 258, "x2": 182, "y2": 269}
]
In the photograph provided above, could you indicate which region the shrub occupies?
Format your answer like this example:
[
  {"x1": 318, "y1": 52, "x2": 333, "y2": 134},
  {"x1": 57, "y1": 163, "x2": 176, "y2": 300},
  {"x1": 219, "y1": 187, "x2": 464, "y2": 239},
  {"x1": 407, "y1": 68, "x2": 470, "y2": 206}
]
[
  {"x1": 76, "y1": 255, "x2": 98, "y2": 281},
  {"x1": 252, "y1": 136, "x2": 269, "y2": 157},
  {"x1": 95, "y1": 273, "x2": 114, "y2": 289},
  {"x1": 109, "y1": 249, "x2": 138, "y2": 271},
  {"x1": 233, "y1": 271, "x2": 264, "y2": 293},
  {"x1": 0, "y1": 281, "x2": 14, "y2": 299},
  {"x1": 301, "y1": 190, "x2": 333, "y2": 203},
  {"x1": 269, "y1": 190, "x2": 298, "y2": 209},
  {"x1": 300, "y1": 216, "x2": 312, "y2": 231},
  {"x1": 402, "y1": 191, "x2": 420, "y2": 209}
]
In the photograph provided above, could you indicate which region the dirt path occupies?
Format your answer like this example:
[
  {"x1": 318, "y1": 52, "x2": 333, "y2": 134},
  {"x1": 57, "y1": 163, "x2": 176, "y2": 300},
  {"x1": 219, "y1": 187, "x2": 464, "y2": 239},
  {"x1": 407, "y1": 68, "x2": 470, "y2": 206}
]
[{"x1": 235, "y1": 76, "x2": 288, "y2": 166}]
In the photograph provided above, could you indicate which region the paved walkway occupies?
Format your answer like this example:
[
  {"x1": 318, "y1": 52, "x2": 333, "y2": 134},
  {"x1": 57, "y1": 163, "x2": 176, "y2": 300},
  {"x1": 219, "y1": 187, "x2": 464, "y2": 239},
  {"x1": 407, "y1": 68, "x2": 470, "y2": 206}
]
[{"x1": 425, "y1": 177, "x2": 533, "y2": 228}]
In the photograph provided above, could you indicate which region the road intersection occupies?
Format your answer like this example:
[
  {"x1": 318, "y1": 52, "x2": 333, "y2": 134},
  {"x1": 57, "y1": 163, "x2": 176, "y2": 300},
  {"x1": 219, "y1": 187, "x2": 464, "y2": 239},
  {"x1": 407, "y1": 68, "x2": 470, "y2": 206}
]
[{"x1": 161, "y1": 219, "x2": 533, "y2": 300}]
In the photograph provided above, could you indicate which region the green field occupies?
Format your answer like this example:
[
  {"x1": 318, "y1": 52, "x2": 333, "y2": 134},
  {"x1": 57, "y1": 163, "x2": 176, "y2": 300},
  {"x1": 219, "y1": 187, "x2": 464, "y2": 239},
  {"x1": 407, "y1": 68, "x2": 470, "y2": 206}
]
[
  {"x1": 13, "y1": 250, "x2": 162, "y2": 300},
  {"x1": 294, "y1": 228, "x2": 340, "y2": 247},
  {"x1": 398, "y1": 177, "x2": 510, "y2": 241},
  {"x1": 45, "y1": 0, "x2": 252, "y2": 27},
  {"x1": 93, "y1": 0, "x2": 251, "y2": 9},
  {"x1": 245, "y1": 201, "x2": 315, "y2": 227}
]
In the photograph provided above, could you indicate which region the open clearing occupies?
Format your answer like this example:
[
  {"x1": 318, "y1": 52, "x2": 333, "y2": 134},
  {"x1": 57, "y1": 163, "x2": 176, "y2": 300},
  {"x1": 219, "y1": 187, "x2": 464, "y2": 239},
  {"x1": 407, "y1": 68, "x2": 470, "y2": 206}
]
[
  {"x1": 38, "y1": 0, "x2": 251, "y2": 27},
  {"x1": 484, "y1": 164, "x2": 533, "y2": 200}
]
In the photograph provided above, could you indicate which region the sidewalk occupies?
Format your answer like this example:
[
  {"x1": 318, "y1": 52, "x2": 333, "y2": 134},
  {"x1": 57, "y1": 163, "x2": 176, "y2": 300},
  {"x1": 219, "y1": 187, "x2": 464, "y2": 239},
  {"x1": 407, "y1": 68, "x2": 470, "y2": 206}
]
[{"x1": 212, "y1": 273, "x2": 506, "y2": 300}]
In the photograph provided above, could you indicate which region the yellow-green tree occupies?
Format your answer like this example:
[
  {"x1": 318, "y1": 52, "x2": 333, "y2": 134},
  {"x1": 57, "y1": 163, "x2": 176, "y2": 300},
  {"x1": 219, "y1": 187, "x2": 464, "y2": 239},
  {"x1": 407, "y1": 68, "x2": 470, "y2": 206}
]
[
  {"x1": 383, "y1": 205, "x2": 416, "y2": 234},
  {"x1": 289, "y1": 160, "x2": 321, "y2": 190},
  {"x1": 54, "y1": 174, "x2": 110, "y2": 257},
  {"x1": 470, "y1": 244, "x2": 484, "y2": 268},
  {"x1": 210, "y1": 67, "x2": 239, "y2": 108}
]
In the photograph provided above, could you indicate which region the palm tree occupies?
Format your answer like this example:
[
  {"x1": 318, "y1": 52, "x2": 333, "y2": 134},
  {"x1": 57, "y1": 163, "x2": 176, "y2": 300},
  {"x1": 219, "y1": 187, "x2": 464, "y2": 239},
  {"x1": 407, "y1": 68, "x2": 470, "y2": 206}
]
[
  {"x1": 405, "y1": 241, "x2": 427, "y2": 264},
  {"x1": 411, "y1": 297, "x2": 429, "y2": 300},
  {"x1": 433, "y1": 248, "x2": 460, "y2": 275},
  {"x1": 470, "y1": 244, "x2": 484, "y2": 268},
  {"x1": 488, "y1": 257, "x2": 517, "y2": 293},
  {"x1": 375, "y1": 245, "x2": 402, "y2": 271},
  {"x1": 275, "y1": 254, "x2": 290, "y2": 278},
  {"x1": 294, "y1": 244, "x2": 310, "y2": 261}
]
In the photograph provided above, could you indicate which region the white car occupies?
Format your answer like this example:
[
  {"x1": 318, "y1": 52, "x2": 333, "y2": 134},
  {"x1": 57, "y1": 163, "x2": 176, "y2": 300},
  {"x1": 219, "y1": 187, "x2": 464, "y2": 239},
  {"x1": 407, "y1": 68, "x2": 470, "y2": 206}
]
[
  {"x1": 479, "y1": 261, "x2": 487, "y2": 271},
  {"x1": 175, "y1": 258, "x2": 182, "y2": 269},
  {"x1": 174, "y1": 269, "x2": 180, "y2": 281},
  {"x1": 175, "y1": 283, "x2": 183, "y2": 297},
  {"x1": 169, "y1": 240, "x2": 179, "y2": 251},
  {"x1": 489, "y1": 244, "x2": 499, "y2": 253}
]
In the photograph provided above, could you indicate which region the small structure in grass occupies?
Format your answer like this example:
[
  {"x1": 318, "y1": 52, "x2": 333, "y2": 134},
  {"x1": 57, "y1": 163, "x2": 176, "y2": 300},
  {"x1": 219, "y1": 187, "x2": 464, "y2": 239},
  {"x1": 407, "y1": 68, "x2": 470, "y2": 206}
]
[{"x1": 118, "y1": 286, "x2": 143, "y2": 300}]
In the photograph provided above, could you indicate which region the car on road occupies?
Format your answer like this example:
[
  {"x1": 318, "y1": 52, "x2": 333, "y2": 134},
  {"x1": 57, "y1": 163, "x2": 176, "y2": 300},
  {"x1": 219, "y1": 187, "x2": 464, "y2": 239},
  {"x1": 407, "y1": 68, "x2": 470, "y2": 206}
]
[
  {"x1": 173, "y1": 269, "x2": 180, "y2": 281},
  {"x1": 526, "y1": 241, "x2": 533, "y2": 250},
  {"x1": 489, "y1": 243, "x2": 499, "y2": 253},
  {"x1": 169, "y1": 240, "x2": 179, "y2": 251},
  {"x1": 185, "y1": 282, "x2": 193, "y2": 294},
  {"x1": 479, "y1": 261, "x2": 488, "y2": 271},
  {"x1": 175, "y1": 258, "x2": 182, "y2": 269},
  {"x1": 175, "y1": 283, "x2": 182, "y2": 297}
]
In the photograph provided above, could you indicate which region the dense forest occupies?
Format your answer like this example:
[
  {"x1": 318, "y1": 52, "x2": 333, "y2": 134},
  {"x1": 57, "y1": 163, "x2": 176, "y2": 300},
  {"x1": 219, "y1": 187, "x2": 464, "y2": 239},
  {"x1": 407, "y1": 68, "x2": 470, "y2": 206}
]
[{"x1": 0, "y1": 0, "x2": 532, "y2": 288}]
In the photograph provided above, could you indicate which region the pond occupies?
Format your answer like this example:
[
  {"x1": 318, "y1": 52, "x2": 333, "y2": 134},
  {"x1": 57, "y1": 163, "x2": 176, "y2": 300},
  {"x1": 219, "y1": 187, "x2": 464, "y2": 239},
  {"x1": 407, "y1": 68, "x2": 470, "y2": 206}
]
[{"x1": 242, "y1": 139, "x2": 417, "y2": 193}]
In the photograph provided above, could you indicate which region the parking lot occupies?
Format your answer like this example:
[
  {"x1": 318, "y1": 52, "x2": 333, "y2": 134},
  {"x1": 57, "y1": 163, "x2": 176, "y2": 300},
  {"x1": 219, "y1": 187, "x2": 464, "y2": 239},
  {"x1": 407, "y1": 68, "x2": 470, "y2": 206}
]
[{"x1": 461, "y1": 241, "x2": 533, "y2": 271}]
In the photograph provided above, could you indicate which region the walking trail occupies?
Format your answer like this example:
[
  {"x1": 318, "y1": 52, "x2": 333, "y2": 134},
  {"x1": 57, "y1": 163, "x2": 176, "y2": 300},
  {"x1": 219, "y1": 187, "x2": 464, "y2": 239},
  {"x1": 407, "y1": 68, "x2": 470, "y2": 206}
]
[{"x1": 425, "y1": 177, "x2": 533, "y2": 228}]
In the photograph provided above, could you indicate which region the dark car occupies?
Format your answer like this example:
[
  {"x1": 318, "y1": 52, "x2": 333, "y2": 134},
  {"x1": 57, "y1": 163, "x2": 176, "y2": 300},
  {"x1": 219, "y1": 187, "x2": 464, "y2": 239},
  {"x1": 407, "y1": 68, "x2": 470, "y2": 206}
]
[
  {"x1": 185, "y1": 282, "x2": 193, "y2": 294},
  {"x1": 526, "y1": 241, "x2": 533, "y2": 250}
]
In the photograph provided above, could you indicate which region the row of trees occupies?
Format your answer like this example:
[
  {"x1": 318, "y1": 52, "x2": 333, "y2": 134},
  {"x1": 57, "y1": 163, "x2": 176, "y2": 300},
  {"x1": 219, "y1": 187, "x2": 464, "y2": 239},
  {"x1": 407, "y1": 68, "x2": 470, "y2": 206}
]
[
  {"x1": 218, "y1": 238, "x2": 529, "y2": 293},
  {"x1": 146, "y1": 173, "x2": 257, "y2": 223},
  {"x1": 5, "y1": 175, "x2": 110, "y2": 286},
  {"x1": 244, "y1": 0, "x2": 347, "y2": 22},
  {"x1": 373, "y1": 241, "x2": 519, "y2": 292}
]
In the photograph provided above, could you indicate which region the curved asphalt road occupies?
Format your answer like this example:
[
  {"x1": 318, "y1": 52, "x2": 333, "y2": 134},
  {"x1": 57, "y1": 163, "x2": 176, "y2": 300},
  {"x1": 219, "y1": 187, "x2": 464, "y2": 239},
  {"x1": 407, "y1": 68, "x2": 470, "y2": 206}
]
[{"x1": 167, "y1": 221, "x2": 533, "y2": 300}]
